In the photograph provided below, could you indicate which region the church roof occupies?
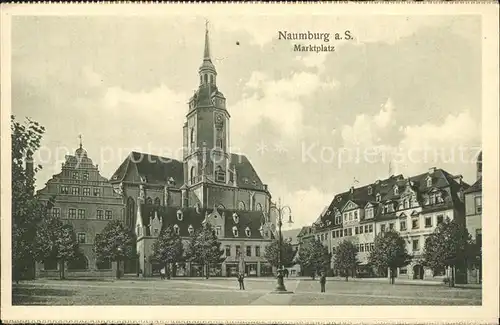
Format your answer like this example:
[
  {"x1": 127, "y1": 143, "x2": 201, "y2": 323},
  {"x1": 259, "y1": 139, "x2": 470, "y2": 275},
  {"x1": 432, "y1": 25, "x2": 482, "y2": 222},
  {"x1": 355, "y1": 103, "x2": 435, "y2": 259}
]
[
  {"x1": 139, "y1": 205, "x2": 273, "y2": 240},
  {"x1": 110, "y1": 151, "x2": 267, "y2": 192}
]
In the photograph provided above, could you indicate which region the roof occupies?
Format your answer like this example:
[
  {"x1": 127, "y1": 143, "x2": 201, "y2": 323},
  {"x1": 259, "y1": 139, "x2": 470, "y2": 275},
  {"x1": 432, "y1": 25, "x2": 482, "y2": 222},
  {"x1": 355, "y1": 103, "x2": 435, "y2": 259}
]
[
  {"x1": 464, "y1": 177, "x2": 482, "y2": 194},
  {"x1": 297, "y1": 226, "x2": 313, "y2": 238},
  {"x1": 281, "y1": 228, "x2": 303, "y2": 245},
  {"x1": 110, "y1": 151, "x2": 266, "y2": 192},
  {"x1": 139, "y1": 205, "x2": 273, "y2": 240},
  {"x1": 313, "y1": 168, "x2": 470, "y2": 232}
]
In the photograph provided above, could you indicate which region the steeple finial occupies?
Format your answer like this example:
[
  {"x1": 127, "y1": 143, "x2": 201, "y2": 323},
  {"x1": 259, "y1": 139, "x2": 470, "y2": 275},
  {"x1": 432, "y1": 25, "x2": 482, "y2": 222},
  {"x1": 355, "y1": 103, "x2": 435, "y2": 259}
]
[
  {"x1": 204, "y1": 19, "x2": 210, "y2": 60},
  {"x1": 78, "y1": 134, "x2": 83, "y2": 149}
]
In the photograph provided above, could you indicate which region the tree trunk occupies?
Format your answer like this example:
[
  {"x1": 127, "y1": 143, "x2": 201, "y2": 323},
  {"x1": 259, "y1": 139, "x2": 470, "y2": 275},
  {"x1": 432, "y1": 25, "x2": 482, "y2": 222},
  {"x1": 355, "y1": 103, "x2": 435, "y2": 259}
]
[
  {"x1": 450, "y1": 265, "x2": 455, "y2": 287},
  {"x1": 59, "y1": 260, "x2": 65, "y2": 280},
  {"x1": 205, "y1": 264, "x2": 209, "y2": 279}
]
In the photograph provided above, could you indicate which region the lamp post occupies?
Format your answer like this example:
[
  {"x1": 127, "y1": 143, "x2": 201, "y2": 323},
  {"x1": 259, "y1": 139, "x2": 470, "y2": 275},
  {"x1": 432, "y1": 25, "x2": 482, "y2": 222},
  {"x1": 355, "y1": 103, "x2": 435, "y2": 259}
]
[
  {"x1": 116, "y1": 247, "x2": 122, "y2": 279},
  {"x1": 270, "y1": 198, "x2": 293, "y2": 293}
]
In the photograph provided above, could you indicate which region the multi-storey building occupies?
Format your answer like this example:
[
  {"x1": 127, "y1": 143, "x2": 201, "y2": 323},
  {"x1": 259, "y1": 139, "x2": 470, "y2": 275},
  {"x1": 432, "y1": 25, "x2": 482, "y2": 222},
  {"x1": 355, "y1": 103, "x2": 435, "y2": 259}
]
[
  {"x1": 109, "y1": 27, "x2": 275, "y2": 277},
  {"x1": 465, "y1": 151, "x2": 482, "y2": 284},
  {"x1": 36, "y1": 142, "x2": 125, "y2": 277},
  {"x1": 307, "y1": 167, "x2": 469, "y2": 280}
]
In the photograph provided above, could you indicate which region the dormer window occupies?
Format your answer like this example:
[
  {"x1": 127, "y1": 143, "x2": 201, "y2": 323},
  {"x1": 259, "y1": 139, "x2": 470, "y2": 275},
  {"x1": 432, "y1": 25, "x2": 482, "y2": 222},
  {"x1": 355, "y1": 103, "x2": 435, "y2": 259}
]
[
  {"x1": 366, "y1": 208, "x2": 374, "y2": 219},
  {"x1": 245, "y1": 227, "x2": 251, "y2": 237},
  {"x1": 188, "y1": 224, "x2": 194, "y2": 235},
  {"x1": 232, "y1": 213, "x2": 239, "y2": 224},
  {"x1": 394, "y1": 185, "x2": 399, "y2": 195},
  {"x1": 376, "y1": 193, "x2": 381, "y2": 202},
  {"x1": 232, "y1": 226, "x2": 239, "y2": 237},
  {"x1": 173, "y1": 224, "x2": 180, "y2": 235},
  {"x1": 426, "y1": 177, "x2": 432, "y2": 187},
  {"x1": 368, "y1": 186, "x2": 372, "y2": 195},
  {"x1": 176, "y1": 210, "x2": 183, "y2": 221},
  {"x1": 335, "y1": 214, "x2": 340, "y2": 224},
  {"x1": 337, "y1": 197, "x2": 342, "y2": 202}
]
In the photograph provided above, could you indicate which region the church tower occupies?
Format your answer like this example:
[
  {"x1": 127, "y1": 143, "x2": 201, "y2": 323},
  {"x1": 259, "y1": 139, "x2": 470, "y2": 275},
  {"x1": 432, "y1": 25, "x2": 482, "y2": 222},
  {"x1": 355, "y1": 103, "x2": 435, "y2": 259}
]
[{"x1": 183, "y1": 24, "x2": 231, "y2": 206}]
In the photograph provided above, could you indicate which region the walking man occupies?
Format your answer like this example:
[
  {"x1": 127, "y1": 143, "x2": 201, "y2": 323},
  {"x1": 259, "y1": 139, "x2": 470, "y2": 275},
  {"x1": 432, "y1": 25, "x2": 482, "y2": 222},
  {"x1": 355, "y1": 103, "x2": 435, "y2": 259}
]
[
  {"x1": 237, "y1": 272, "x2": 245, "y2": 290},
  {"x1": 320, "y1": 271, "x2": 326, "y2": 293}
]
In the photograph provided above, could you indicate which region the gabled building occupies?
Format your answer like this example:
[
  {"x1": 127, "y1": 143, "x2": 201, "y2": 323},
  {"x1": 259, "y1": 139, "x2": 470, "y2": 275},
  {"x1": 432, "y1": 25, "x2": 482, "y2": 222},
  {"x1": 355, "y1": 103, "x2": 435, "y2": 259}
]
[
  {"x1": 109, "y1": 27, "x2": 275, "y2": 277},
  {"x1": 309, "y1": 167, "x2": 469, "y2": 280},
  {"x1": 36, "y1": 142, "x2": 125, "y2": 277}
]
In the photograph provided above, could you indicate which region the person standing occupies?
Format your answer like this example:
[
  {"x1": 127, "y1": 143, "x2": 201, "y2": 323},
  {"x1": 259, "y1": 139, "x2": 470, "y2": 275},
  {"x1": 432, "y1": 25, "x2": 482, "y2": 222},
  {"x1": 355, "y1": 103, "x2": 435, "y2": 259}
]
[
  {"x1": 320, "y1": 271, "x2": 326, "y2": 293},
  {"x1": 160, "y1": 266, "x2": 166, "y2": 280},
  {"x1": 237, "y1": 272, "x2": 245, "y2": 290}
]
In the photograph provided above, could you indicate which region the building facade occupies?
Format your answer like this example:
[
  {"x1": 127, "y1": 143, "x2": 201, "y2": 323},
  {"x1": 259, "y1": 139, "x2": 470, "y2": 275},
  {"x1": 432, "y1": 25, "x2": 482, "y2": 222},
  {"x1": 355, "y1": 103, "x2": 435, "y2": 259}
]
[
  {"x1": 465, "y1": 151, "x2": 482, "y2": 284},
  {"x1": 305, "y1": 167, "x2": 469, "y2": 281},
  {"x1": 36, "y1": 143, "x2": 125, "y2": 277},
  {"x1": 109, "y1": 27, "x2": 275, "y2": 277}
]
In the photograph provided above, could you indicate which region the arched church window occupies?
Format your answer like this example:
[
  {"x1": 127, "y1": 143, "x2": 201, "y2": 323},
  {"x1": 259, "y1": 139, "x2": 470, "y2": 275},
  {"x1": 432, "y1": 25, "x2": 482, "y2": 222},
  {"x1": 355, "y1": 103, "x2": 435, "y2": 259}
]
[
  {"x1": 154, "y1": 197, "x2": 161, "y2": 205},
  {"x1": 173, "y1": 224, "x2": 180, "y2": 235},
  {"x1": 238, "y1": 201, "x2": 245, "y2": 211},
  {"x1": 256, "y1": 203, "x2": 263, "y2": 211},
  {"x1": 232, "y1": 226, "x2": 239, "y2": 237},
  {"x1": 177, "y1": 210, "x2": 183, "y2": 221},
  {"x1": 245, "y1": 227, "x2": 251, "y2": 238},
  {"x1": 190, "y1": 128, "x2": 194, "y2": 145},
  {"x1": 216, "y1": 138, "x2": 223, "y2": 148},
  {"x1": 232, "y1": 212, "x2": 239, "y2": 224},
  {"x1": 190, "y1": 166, "x2": 196, "y2": 184},
  {"x1": 146, "y1": 197, "x2": 153, "y2": 205},
  {"x1": 126, "y1": 197, "x2": 135, "y2": 228},
  {"x1": 204, "y1": 74, "x2": 208, "y2": 84}
]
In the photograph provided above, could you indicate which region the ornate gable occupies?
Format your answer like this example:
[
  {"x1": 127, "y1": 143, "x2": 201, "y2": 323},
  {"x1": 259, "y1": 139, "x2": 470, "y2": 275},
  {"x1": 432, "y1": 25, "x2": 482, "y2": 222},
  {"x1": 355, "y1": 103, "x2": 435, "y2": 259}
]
[{"x1": 342, "y1": 200, "x2": 359, "y2": 212}]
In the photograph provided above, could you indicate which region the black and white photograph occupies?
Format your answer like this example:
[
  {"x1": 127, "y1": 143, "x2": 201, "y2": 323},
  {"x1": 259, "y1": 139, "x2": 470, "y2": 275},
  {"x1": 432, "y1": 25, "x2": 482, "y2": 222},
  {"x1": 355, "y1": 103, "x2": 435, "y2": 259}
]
[{"x1": 1, "y1": 2, "x2": 499, "y2": 324}]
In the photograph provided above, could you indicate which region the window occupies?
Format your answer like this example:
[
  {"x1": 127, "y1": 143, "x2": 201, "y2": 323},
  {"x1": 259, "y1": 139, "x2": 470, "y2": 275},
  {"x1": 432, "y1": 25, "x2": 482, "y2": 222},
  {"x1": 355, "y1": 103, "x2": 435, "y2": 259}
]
[
  {"x1": 216, "y1": 226, "x2": 222, "y2": 236},
  {"x1": 403, "y1": 199, "x2": 409, "y2": 209},
  {"x1": 394, "y1": 185, "x2": 399, "y2": 195},
  {"x1": 97, "y1": 210, "x2": 104, "y2": 220},
  {"x1": 343, "y1": 213, "x2": 347, "y2": 222},
  {"x1": 72, "y1": 171, "x2": 79, "y2": 180},
  {"x1": 173, "y1": 224, "x2": 180, "y2": 235},
  {"x1": 365, "y1": 243, "x2": 370, "y2": 252},
  {"x1": 232, "y1": 226, "x2": 238, "y2": 237},
  {"x1": 399, "y1": 267, "x2": 408, "y2": 275},
  {"x1": 348, "y1": 228, "x2": 353, "y2": 236},
  {"x1": 52, "y1": 207, "x2": 60, "y2": 218},
  {"x1": 145, "y1": 197, "x2": 153, "y2": 205},
  {"x1": 370, "y1": 243, "x2": 374, "y2": 251},
  {"x1": 332, "y1": 231, "x2": 336, "y2": 238},
  {"x1": 349, "y1": 212, "x2": 353, "y2": 221},
  {"x1": 354, "y1": 211, "x2": 358, "y2": 220},
  {"x1": 215, "y1": 166, "x2": 225, "y2": 183},
  {"x1": 364, "y1": 225, "x2": 369, "y2": 233},
  {"x1": 256, "y1": 203, "x2": 263, "y2": 211},
  {"x1": 93, "y1": 188, "x2": 101, "y2": 196},
  {"x1": 188, "y1": 224, "x2": 194, "y2": 235},
  {"x1": 83, "y1": 187, "x2": 90, "y2": 196},
  {"x1": 427, "y1": 177, "x2": 432, "y2": 187},
  {"x1": 190, "y1": 166, "x2": 196, "y2": 184},
  {"x1": 359, "y1": 226, "x2": 364, "y2": 234},
  {"x1": 255, "y1": 246, "x2": 261, "y2": 257},
  {"x1": 236, "y1": 245, "x2": 241, "y2": 256},
  {"x1": 82, "y1": 172, "x2": 89, "y2": 180},
  {"x1": 412, "y1": 239, "x2": 419, "y2": 251},
  {"x1": 105, "y1": 210, "x2": 112, "y2": 220},
  {"x1": 400, "y1": 220, "x2": 407, "y2": 231},
  {"x1": 475, "y1": 196, "x2": 482, "y2": 214},
  {"x1": 154, "y1": 197, "x2": 161, "y2": 205},
  {"x1": 425, "y1": 216, "x2": 432, "y2": 228},
  {"x1": 232, "y1": 213, "x2": 239, "y2": 224},
  {"x1": 68, "y1": 208, "x2": 76, "y2": 219},
  {"x1": 60, "y1": 185, "x2": 69, "y2": 194},
  {"x1": 380, "y1": 224, "x2": 386, "y2": 232},
  {"x1": 366, "y1": 208, "x2": 374, "y2": 219},
  {"x1": 246, "y1": 246, "x2": 251, "y2": 257},
  {"x1": 412, "y1": 218, "x2": 419, "y2": 229},
  {"x1": 225, "y1": 245, "x2": 231, "y2": 256},
  {"x1": 77, "y1": 233, "x2": 86, "y2": 244},
  {"x1": 437, "y1": 215, "x2": 444, "y2": 225},
  {"x1": 78, "y1": 209, "x2": 85, "y2": 219},
  {"x1": 177, "y1": 210, "x2": 183, "y2": 221},
  {"x1": 344, "y1": 229, "x2": 348, "y2": 237},
  {"x1": 369, "y1": 224, "x2": 373, "y2": 233},
  {"x1": 335, "y1": 215, "x2": 340, "y2": 224},
  {"x1": 376, "y1": 193, "x2": 381, "y2": 202},
  {"x1": 359, "y1": 244, "x2": 364, "y2": 252},
  {"x1": 389, "y1": 223, "x2": 394, "y2": 230},
  {"x1": 238, "y1": 201, "x2": 245, "y2": 210},
  {"x1": 72, "y1": 187, "x2": 80, "y2": 196},
  {"x1": 355, "y1": 227, "x2": 359, "y2": 235}
]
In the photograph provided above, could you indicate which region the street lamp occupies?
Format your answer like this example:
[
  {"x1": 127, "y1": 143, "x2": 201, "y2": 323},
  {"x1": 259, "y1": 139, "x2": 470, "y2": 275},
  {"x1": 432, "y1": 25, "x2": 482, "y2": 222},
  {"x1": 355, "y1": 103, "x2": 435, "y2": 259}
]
[
  {"x1": 116, "y1": 247, "x2": 123, "y2": 279},
  {"x1": 270, "y1": 198, "x2": 293, "y2": 293}
]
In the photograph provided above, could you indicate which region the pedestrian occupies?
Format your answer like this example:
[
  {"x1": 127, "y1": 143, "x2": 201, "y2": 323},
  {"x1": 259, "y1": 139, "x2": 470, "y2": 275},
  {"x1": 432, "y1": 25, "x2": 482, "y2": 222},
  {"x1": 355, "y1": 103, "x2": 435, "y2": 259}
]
[
  {"x1": 237, "y1": 272, "x2": 245, "y2": 290},
  {"x1": 320, "y1": 271, "x2": 326, "y2": 293},
  {"x1": 160, "y1": 266, "x2": 166, "y2": 280}
]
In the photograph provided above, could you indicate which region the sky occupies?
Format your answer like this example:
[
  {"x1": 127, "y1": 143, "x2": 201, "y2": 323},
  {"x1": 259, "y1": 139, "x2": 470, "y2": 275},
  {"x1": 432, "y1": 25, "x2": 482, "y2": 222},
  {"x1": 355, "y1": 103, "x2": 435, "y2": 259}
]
[{"x1": 11, "y1": 15, "x2": 482, "y2": 228}]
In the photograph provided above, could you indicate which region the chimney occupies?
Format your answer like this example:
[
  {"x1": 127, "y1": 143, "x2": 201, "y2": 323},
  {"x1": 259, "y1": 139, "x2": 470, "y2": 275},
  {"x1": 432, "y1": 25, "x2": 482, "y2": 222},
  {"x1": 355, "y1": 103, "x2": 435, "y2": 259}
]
[
  {"x1": 350, "y1": 187, "x2": 354, "y2": 194},
  {"x1": 453, "y1": 175, "x2": 463, "y2": 184},
  {"x1": 428, "y1": 167, "x2": 436, "y2": 174}
]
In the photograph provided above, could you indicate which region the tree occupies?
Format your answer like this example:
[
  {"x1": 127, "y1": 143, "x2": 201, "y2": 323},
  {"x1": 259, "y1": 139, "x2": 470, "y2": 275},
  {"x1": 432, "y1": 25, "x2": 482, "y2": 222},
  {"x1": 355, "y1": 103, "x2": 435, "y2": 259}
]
[
  {"x1": 94, "y1": 220, "x2": 136, "y2": 279},
  {"x1": 151, "y1": 226, "x2": 184, "y2": 279},
  {"x1": 423, "y1": 218, "x2": 471, "y2": 287},
  {"x1": 11, "y1": 116, "x2": 46, "y2": 282},
  {"x1": 334, "y1": 240, "x2": 359, "y2": 281},
  {"x1": 297, "y1": 238, "x2": 331, "y2": 279},
  {"x1": 264, "y1": 238, "x2": 295, "y2": 270},
  {"x1": 369, "y1": 230, "x2": 412, "y2": 284},
  {"x1": 34, "y1": 214, "x2": 80, "y2": 279},
  {"x1": 186, "y1": 223, "x2": 224, "y2": 279}
]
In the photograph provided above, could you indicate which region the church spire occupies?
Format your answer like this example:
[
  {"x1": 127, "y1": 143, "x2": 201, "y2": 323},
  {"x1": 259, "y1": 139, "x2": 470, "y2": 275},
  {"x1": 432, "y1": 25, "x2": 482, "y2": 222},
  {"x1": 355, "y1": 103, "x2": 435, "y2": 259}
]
[
  {"x1": 204, "y1": 20, "x2": 210, "y2": 60},
  {"x1": 199, "y1": 20, "x2": 216, "y2": 84}
]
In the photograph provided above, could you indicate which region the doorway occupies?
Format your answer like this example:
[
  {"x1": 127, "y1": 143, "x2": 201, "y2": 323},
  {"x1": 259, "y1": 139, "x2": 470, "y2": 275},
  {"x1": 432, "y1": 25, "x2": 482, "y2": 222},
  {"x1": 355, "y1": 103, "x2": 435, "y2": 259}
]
[{"x1": 413, "y1": 264, "x2": 424, "y2": 280}]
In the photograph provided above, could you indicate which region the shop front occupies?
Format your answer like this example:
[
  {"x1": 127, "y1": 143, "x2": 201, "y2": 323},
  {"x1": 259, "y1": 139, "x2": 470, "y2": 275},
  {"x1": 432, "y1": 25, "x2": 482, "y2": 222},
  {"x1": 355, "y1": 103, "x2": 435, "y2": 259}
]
[
  {"x1": 260, "y1": 263, "x2": 274, "y2": 277},
  {"x1": 245, "y1": 263, "x2": 258, "y2": 277},
  {"x1": 209, "y1": 263, "x2": 223, "y2": 277},
  {"x1": 225, "y1": 263, "x2": 239, "y2": 277}
]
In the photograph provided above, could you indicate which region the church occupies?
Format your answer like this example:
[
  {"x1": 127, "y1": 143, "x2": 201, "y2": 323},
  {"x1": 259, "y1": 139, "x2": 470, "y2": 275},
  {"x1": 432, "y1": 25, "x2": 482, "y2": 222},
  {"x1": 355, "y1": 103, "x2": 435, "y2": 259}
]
[{"x1": 109, "y1": 27, "x2": 276, "y2": 277}]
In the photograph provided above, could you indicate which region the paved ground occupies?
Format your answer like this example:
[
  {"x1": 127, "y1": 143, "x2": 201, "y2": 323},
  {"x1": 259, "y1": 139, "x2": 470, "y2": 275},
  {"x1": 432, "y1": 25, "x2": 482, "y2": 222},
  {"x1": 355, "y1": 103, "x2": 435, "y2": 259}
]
[{"x1": 12, "y1": 277, "x2": 482, "y2": 306}]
